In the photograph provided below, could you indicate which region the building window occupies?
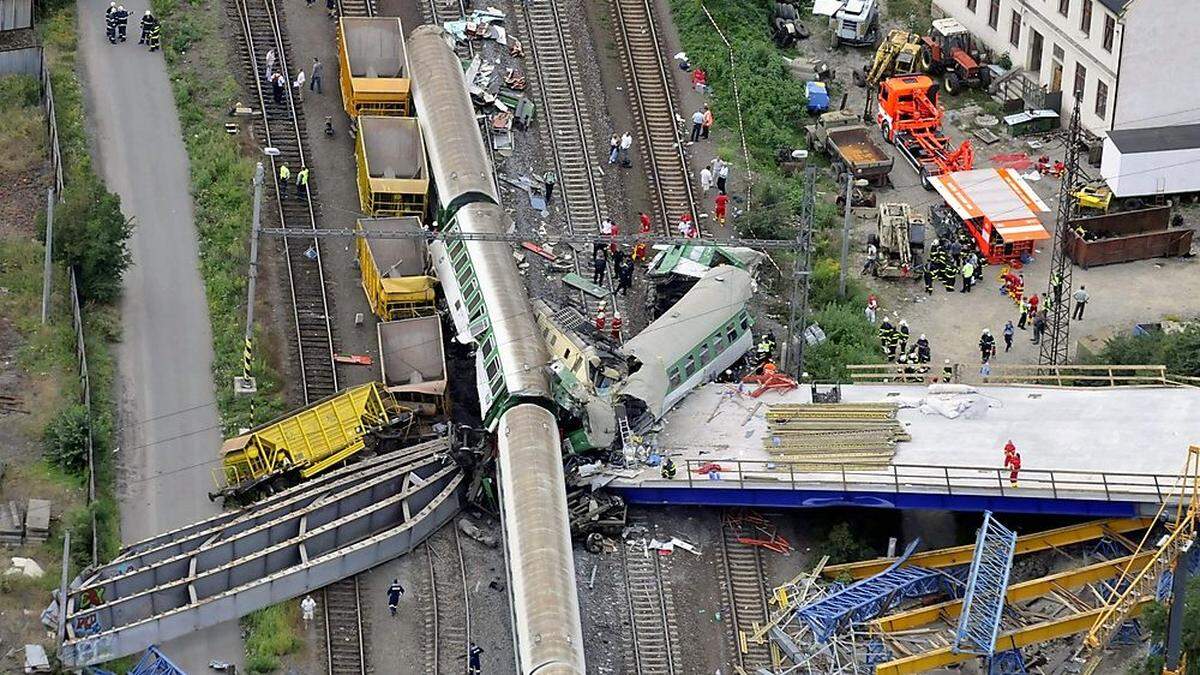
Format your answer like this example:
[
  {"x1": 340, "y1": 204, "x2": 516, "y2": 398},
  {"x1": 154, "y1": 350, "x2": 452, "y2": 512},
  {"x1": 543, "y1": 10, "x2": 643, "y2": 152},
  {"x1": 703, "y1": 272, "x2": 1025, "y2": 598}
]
[
  {"x1": 1009, "y1": 10, "x2": 1021, "y2": 47},
  {"x1": 1074, "y1": 62, "x2": 1087, "y2": 99},
  {"x1": 1058, "y1": 0, "x2": 1069, "y2": 17},
  {"x1": 1080, "y1": 0, "x2": 1092, "y2": 35},
  {"x1": 988, "y1": 0, "x2": 1000, "y2": 29},
  {"x1": 1102, "y1": 14, "x2": 1115, "y2": 51},
  {"x1": 1095, "y1": 79, "x2": 1108, "y2": 119},
  {"x1": 967, "y1": 0, "x2": 977, "y2": 11}
]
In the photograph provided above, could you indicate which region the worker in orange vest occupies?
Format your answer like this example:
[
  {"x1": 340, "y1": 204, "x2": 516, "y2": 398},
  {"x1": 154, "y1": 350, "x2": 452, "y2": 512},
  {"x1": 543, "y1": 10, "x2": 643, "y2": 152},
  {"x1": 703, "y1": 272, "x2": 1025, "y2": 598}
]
[{"x1": 610, "y1": 311, "x2": 623, "y2": 341}]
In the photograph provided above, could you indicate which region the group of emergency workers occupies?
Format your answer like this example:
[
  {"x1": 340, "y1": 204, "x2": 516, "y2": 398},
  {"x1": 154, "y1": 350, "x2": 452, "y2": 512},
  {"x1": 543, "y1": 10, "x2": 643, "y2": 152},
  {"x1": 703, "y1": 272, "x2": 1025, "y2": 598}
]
[{"x1": 105, "y1": 2, "x2": 160, "y2": 50}]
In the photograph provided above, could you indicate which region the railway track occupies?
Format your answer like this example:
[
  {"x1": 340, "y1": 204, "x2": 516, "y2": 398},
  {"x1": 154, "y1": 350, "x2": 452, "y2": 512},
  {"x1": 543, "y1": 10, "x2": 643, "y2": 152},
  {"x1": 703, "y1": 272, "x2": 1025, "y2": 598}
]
[
  {"x1": 232, "y1": 0, "x2": 337, "y2": 404},
  {"x1": 420, "y1": 0, "x2": 474, "y2": 59},
  {"x1": 323, "y1": 577, "x2": 367, "y2": 674},
  {"x1": 335, "y1": 0, "x2": 373, "y2": 18},
  {"x1": 517, "y1": 0, "x2": 625, "y2": 332},
  {"x1": 623, "y1": 542, "x2": 682, "y2": 674},
  {"x1": 609, "y1": 0, "x2": 698, "y2": 233},
  {"x1": 424, "y1": 524, "x2": 472, "y2": 674},
  {"x1": 720, "y1": 520, "x2": 773, "y2": 671}
]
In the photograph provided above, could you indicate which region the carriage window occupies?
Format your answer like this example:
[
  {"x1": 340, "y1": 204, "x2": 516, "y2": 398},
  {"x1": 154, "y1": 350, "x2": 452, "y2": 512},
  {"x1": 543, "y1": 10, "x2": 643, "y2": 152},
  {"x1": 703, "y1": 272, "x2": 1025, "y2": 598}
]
[
  {"x1": 668, "y1": 367, "x2": 682, "y2": 389},
  {"x1": 712, "y1": 333, "x2": 725, "y2": 349},
  {"x1": 485, "y1": 355, "x2": 500, "y2": 382},
  {"x1": 699, "y1": 345, "x2": 710, "y2": 365},
  {"x1": 727, "y1": 326, "x2": 738, "y2": 344},
  {"x1": 740, "y1": 315, "x2": 750, "y2": 331},
  {"x1": 684, "y1": 355, "x2": 696, "y2": 377}
]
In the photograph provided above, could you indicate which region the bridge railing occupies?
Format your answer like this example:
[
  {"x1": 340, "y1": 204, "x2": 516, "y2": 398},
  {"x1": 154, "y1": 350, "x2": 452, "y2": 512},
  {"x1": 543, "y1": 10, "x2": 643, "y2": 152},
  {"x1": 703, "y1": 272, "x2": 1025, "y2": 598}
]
[
  {"x1": 678, "y1": 457, "x2": 1179, "y2": 504},
  {"x1": 846, "y1": 363, "x2": 1174, "y2": 387}
]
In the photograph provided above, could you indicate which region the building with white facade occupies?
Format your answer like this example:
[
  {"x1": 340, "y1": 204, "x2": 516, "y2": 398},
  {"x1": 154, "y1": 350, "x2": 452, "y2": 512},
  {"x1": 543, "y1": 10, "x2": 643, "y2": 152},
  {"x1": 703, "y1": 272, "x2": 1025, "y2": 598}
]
[{"x1": 931, "y1": 0, "x2": 1200, "y2": 135}]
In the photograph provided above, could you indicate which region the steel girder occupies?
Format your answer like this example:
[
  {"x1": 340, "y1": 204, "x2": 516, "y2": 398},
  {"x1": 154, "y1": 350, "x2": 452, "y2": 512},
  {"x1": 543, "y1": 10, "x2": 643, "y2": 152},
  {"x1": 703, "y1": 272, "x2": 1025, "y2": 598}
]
[
  {"x1": 60, "y1": 439, "x2": 460, "y2": 667},
  {"x1": 953, "y1": 511, "x2": 1017, "y2": 656},
  {"x1": 797, "y1": 540, "x2": 951, "y2": 642}
]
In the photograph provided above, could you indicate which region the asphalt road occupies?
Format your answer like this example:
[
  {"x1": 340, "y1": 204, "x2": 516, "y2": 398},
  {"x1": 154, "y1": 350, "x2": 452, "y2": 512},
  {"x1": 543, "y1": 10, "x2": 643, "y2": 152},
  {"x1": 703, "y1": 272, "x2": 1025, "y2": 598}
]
[{"x1": 76, "y1": 0, "x2": 245, "y2": 668}]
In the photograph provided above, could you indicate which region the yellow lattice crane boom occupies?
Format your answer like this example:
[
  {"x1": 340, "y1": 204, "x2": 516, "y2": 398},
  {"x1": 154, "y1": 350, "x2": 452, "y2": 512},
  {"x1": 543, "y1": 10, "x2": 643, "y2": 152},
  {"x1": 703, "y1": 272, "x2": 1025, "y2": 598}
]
[{"x1": 1078, "y1": 444, "x2": 1200, "y2": 674}]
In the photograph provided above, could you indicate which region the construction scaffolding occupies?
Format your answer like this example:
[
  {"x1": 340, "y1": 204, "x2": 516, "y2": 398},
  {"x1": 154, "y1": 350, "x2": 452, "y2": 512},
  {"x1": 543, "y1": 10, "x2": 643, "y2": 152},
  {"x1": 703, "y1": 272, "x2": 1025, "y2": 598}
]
[{"x1": 952, "y1": 511, "x2": 1017, "y2": 658}]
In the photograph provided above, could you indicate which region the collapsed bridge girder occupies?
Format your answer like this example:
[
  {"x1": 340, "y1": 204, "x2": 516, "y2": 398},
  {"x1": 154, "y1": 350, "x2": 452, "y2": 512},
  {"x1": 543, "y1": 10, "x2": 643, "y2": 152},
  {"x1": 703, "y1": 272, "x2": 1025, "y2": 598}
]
[{"x1": 61, "y1": 439, "x2": 461, "y2": 668}]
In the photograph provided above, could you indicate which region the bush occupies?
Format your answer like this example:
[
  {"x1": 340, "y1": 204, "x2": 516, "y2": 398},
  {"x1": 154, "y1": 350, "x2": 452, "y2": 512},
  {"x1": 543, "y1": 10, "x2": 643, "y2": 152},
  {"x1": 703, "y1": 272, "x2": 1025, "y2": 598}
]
[
  {"x1": 1139, "y1": 573, "x2": 1200, "y2": 674},
  {"x1": 47, "y1": 175, "x2": 135, "y2": 304},
  {"x1": 1086, "y1": 325, "x2": 1200, "y2": 376},
  {"x1": 243, "y1": 604, "x2": 301, "y2": 673},
  {"x1": 815, "y1": 522, "x2": 877, "y2": 565},
  {"x1": 0, "y1": 74, "x2": 40, "y2": 108},
  {"x1": 43, "y1": 404, "x2": 91, "y2": 474},
  {"x1": 804, "y1": 303, "x2": 880, "y2": 380}
]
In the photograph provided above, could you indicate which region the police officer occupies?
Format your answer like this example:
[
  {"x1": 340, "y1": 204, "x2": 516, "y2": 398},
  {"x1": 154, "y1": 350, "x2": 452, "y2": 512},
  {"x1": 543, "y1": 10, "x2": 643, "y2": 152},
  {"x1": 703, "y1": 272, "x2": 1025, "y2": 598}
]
[
  {"x1": 139, "y1": 10, "x2": 157, "y2": 44},
  {"x1": 115, "y1": 5, "x2": 130, "y2": 42},
  {"x1": 468, "y1": 643, "x2": 484, "y2": 675},
  {"x1": 385, "y1": 578, "x2": 405, "y2": 616}
]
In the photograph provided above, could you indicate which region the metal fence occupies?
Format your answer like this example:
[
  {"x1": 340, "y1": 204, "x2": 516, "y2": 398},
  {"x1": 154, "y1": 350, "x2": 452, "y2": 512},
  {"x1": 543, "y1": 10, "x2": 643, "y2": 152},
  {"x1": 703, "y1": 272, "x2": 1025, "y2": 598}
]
[
  {"x1": 41, "y1": 51, "x2": 65, "y2": 199},
  {"x1": 68, "y1": 270, "x2": 99, "y2": 564},
  {"x1": 846, "y1": 363, "x2": 1175, "y2": 387},
  {"x1": 677, "y1": 457, "x2": 1180, "y2": 505}
]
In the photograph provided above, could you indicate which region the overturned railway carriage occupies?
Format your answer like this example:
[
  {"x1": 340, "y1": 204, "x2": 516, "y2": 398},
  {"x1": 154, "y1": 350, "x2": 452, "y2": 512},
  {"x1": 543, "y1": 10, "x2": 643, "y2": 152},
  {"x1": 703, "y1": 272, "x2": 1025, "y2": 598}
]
[
  {"x1": 337, "y1": 17, "x2": 411, "y2": 118},
  {"x1": 210, "y1": 382, "x2": 409, "y2": 501},
  {"x1": 617, "y1": 265, "x2": 756, "y2": 429},
  {"x1": 408, "y1": 25, "x2": 586, "y2": 675}
]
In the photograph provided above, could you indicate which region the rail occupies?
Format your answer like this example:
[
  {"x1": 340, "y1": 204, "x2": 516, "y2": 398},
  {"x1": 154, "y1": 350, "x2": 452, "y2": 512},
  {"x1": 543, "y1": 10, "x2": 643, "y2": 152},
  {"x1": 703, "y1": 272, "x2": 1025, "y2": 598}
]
[
  {"x1": 233, "y1": 0, "x2": 337, "y2": 404},
  {"x1": 846, "y1": 363, "x2": 1174, "y2": 387},
  {"x1": 609, "y1": 0, "x2": 698, "y2": 231},
  {"x1": 673, "y1": 457, "x2": 1180, "y2": 504}
]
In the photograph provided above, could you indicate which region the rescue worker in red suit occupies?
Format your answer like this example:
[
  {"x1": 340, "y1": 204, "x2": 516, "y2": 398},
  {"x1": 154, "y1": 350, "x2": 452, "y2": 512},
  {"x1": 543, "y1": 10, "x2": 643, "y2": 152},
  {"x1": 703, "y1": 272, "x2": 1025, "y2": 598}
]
[{"x1": 1003, "y1": 441, "x2": 1021, "y2": 487}]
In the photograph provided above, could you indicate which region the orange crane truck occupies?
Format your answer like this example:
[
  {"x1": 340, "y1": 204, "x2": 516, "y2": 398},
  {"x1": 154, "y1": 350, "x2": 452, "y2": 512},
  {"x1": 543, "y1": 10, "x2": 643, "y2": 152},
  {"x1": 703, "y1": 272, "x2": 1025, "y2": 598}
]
[{"x1": 875, "y1": 75, "x2": 974, "y2": 189}]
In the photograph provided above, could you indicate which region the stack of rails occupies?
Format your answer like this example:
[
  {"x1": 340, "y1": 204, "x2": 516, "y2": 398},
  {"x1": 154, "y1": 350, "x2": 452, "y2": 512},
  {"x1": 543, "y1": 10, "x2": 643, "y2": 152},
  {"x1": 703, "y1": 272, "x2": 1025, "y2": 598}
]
[{"x1": 763, "y1": 403, "x2": 909, "y2": 469}]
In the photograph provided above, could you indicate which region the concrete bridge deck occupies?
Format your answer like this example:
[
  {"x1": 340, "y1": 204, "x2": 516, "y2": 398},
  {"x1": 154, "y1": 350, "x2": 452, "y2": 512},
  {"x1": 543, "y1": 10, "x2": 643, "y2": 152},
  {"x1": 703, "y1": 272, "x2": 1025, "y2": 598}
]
[{"x1": 606, "y1": 383, "x2": 1200, "y2": 516}]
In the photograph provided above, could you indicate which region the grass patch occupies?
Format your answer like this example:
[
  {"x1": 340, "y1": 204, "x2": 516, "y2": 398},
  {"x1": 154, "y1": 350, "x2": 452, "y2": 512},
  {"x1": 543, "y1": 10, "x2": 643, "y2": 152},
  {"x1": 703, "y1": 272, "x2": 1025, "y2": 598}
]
[
  {"x1": 884, "y1": 0, "x2": 932, "y2": 31},
  {"x1": 149, "y1": 0, "x2": 285, "y2": 431},
  {"x1": 671, "y1": 0, "x2": 882, "y2": 377},
  {"x1": 243, "y1": 603, "x2": 302, "y2": 673}
]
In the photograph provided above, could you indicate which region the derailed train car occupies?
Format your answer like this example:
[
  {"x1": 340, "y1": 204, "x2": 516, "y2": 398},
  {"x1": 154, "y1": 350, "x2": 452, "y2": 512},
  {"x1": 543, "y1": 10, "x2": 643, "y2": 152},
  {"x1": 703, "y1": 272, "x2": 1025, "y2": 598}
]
[
  {"x1": 615, "y1": 265, "x2": 757, "y2": 431},
  {"x1": 408, "y1": 25, "x2": 586, "y2": 675}
]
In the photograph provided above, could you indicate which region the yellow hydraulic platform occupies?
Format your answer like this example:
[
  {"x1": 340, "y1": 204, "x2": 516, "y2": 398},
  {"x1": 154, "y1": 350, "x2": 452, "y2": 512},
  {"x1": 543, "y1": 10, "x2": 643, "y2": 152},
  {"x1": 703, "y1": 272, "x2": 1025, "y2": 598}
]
[
  {"x1": 212, "y1": 382, "x2": 405, "y2": 500},
  {"x1": 337, "y1": 17, "x2": 411, "y2": 118},
  {"x1": 356, "y1": 216, "x2": 436, "y2": 320},
  {"x1": 356, "y1": 116, "x2": 429, "y2": 217}
]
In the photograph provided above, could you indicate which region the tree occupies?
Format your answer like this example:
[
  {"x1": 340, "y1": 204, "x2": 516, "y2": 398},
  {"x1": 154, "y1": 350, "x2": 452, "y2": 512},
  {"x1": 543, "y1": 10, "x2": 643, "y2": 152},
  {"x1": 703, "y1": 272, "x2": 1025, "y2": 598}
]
[
  {"x1": 1140, "y1": 572, "x2": 1200, "y2": 674},
  {"x1": 50, "y1": 174, "x2": 134, "y2": 304},
  {"x1": 43, "y1": 404, "x2": 92, "y2": 475}
]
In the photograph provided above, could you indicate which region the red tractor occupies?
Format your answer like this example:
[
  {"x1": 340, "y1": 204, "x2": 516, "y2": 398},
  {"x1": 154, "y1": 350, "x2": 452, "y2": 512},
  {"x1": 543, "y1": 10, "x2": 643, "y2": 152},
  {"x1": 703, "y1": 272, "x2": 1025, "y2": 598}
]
[{"x1": 919, "y1": 18, "x2": 991, "y2": 95}]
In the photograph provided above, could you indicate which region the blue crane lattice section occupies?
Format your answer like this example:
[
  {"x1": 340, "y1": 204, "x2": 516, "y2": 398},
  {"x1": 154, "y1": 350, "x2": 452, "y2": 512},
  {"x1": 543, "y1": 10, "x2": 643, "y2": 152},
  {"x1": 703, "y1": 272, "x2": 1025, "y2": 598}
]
[
  {"x1": 953, "y1": 511, "x2": 1018, "y2": 657},
  {"x1": 796, "y1": 540, "x2": 951, "y2": 642}
]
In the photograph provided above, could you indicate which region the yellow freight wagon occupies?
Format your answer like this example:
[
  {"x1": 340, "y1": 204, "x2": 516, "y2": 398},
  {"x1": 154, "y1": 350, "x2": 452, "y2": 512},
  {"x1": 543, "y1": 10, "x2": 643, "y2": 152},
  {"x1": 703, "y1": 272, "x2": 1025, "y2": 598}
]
[
  {"x1": 356, "y1": 115, "x2": 429, "y2": 217},
  {"x1": 210, "y1": 382, "x2": 410, "y2": 501},
  {"x1": 357, "y1": 216, "x2": 437, "y2": 320},
  {"x1": 337, "y1": 17, "x2": 411, "y2": 118}
]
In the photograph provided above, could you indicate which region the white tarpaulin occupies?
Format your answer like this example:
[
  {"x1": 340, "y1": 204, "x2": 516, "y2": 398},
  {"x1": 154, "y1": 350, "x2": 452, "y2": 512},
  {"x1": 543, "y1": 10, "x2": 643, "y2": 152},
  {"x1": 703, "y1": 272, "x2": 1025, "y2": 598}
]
[{"x1": 811, "y1": 0, "x2": 846, "y2": 15}]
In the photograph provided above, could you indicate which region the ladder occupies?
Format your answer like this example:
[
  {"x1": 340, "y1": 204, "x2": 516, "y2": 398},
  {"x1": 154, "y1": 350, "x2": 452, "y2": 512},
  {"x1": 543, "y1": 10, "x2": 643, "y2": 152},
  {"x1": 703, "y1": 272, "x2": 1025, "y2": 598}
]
[{"x1": 617, "y1": 415, "x2": 633, "y2": 453}]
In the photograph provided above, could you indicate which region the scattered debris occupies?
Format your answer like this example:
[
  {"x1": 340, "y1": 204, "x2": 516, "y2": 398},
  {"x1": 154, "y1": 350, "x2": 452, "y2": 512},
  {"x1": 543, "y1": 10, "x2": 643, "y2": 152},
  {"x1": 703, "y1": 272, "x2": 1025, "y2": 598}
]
[
  {"x1": 24, "y1": 645, "x2": 50, "y2": 674},
  {"x1": 458, "y1": 518, "x2": 499, "y2": 548},
  {"x1": 25, "y1": 499, "x2": 50, "y2": 544},
  {"x1": 6, "y1": 557, "x2": 45, "y2": 579},
  {"x1": 333, "y1": 354, "x2": 373, "y2": 365}
]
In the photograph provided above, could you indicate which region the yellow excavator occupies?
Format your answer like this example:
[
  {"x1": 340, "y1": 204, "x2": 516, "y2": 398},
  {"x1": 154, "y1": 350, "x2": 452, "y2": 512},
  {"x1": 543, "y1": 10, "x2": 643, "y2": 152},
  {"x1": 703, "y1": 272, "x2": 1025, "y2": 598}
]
[{"x1": 859, "y1": 29, "x2": 923, "y2": 120}]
